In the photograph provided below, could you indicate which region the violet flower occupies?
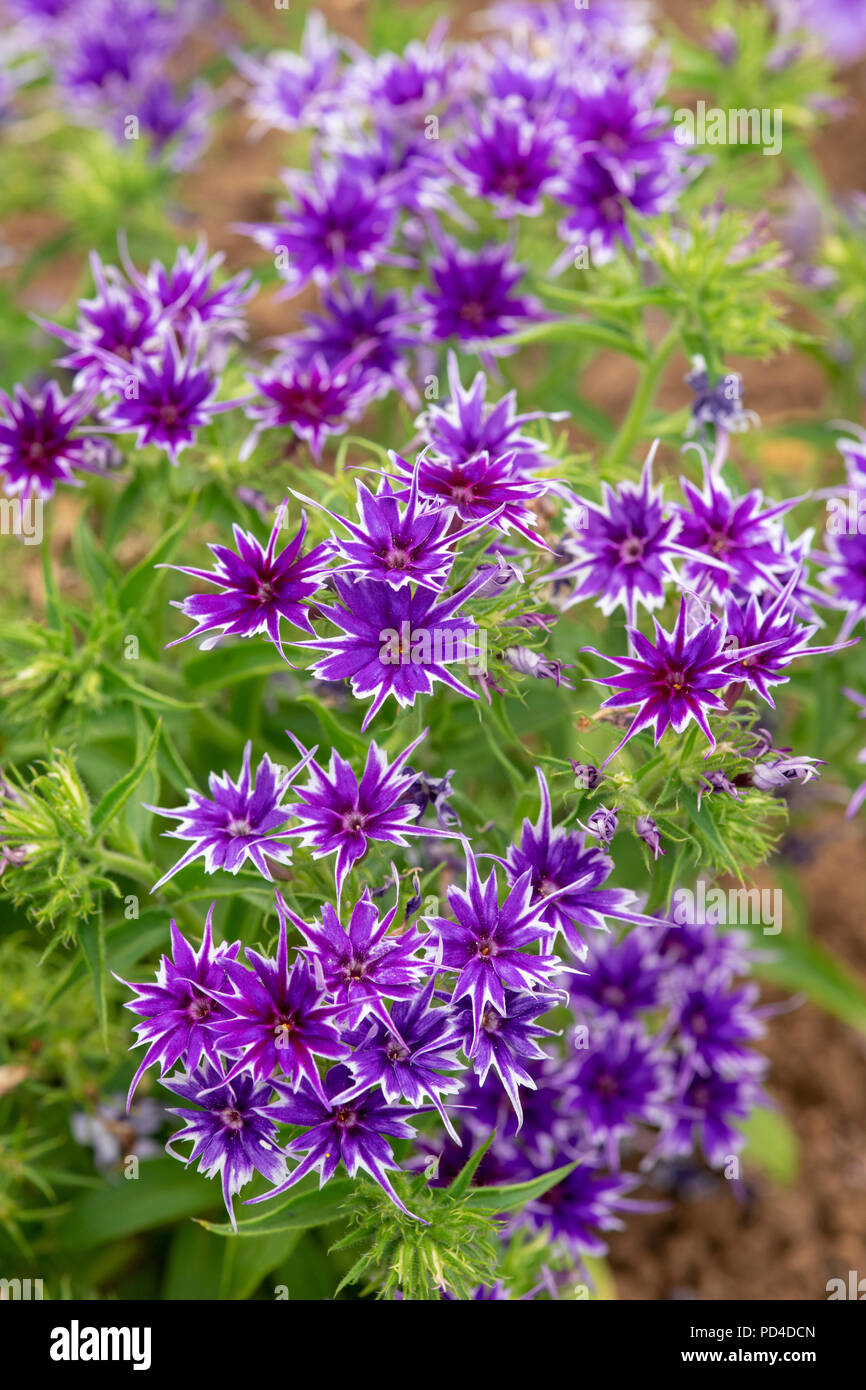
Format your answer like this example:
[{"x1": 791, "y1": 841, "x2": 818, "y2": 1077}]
[
  {"x1": 147, "y1": 741, "x2": 314, "y2": 891},
  {"x1": 164, "y1": 505, "x2": 329, "y2": 659},
  {"x1": 162, "y1": 1060, "x2": 289, "y2": 1231},
  {"x1": 294, "y1": 571, "x2": 490, "y2": 729},
  {"x1": 118, "y1": 906, "x2": 240, "y2": 1108},
  {"x1": 282, "y1": 728, "x2": 451, "y2": 899},
  {"x1": 0, "y1": 381, "x2": 95, "y2": 498},
  {"x1": 247, "y1": 1063, "x2": 423, "y2": 1218}
]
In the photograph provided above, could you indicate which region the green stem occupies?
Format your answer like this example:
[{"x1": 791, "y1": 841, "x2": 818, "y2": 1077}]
[
  {"x1": 604, "y1": 318, "x2": 683, "y2": 472},
  {"x1": 97, "y1": 848, "x2": 154, "y2": 885}
]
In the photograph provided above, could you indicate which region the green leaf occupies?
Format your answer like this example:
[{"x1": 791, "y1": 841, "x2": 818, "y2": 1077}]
[
  {"x1": 195, "y1": 1179, "x2": 355, "y2": 1237},
  {"x1": 182, "y1": 643, "x2": 289, "y2": 690},
  {"x1": 56, "y1": 1156, "x2": 220, "y2": 1249},
  {"x1": 295, "y1": 693, "x2": 369, "y2": 759},
  {"x1": 465, "y1": 1160, "x2": 578, "y2": 1214},
  {"x1": 741, "y1": 1106, "x2": 800, "y2": 1185},
  {"x1": 496, "y1": 318, "x2": 647, "y2": 360},
  {"x1": 91, "y1": 718, "x2": 161, "y2": 837},
  {"x1": 447, "y1": 1132, "x2": 496, "y2": 1201},
  {"x1": 78, "y1": 908, "x2": 108, "y2": 1047},
  {"x1": 116, "y1": 492, "x2": 198, "y2": 614}
]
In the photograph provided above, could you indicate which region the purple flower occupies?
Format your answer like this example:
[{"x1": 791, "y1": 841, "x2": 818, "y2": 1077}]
[
  {"x1": 522, "y1": 1152, "x2": 648, "y2": 1257},
  {"x1": 284, "y1": 281, "x2": 417, "y2": 402},
  {"x1": 234, "y1": 13, "x2": 343, "y2": 136},
  {"x1": 843, "y1": 687, "x2": 866, "y2": 817},
  {"x1": 299, "y1": 465, "x2": 493, "y2": 592},
  {"x1": 285, "y1": 887, "x2": 430, "y2": 1034},
  {"x1": 37, "y1": 252, "x2": 159, "y2": 392},
  {"x1": 162, "y1": 1060, "x2": 289, "y2": 1231},
  {"x1": 555, "y1": 153, "x2": 681, "y2": 266},
  {"x1": 425, "y1": 844, "x2": 560, "y2": 1051},
  {"x1": 565, "y1": 1021, "x2": 672, "y2": 1167},
  {"x1": 569, "y1": 928, "x2": 662, "y2": 1021},
  {"x1": 335, "y1": 977, "x2": 463, "y2": 1142},
  {"x1": 295, "y1": 572, "x2": 489, "y2": 729},
  {"x1": 118, "y1": 236, "x2": 255, "y2": 347},
  {"x1": 588, "y1": 599, "x2": 746, "y2": 764},
  {"x1": 578, "y1": 806, "x2": 619, "y2": 850},
  {"x1": 99, "y1": 333, "x2": 242, "y2": 465},
  {"x1": 118, "y1": 906, "x2": 240, "y2": 1108},
  {"x1": 686, "y1": 361, "x2": 757, "y2": 438},
  {"x1": 500, "y1": 646, "x2": 574, "y2": 687},
  {"x1": 751, "y1": 753, "x2": 825, "y2": 790},
  {"x1": 552, "y1": 448, "x2": 706, "y2": 624},
  {"x1": 674, "y1": 465, "x2": 801, "y2": 600},
  {"x1": 458, "y1": 989, "x2": 556, "y2": 1125},
  {"x1": 655, "y1": 1064, "x2": 767, "y2": 1169},
  {"x1": 722, "y1": 574, "x2": 856, "y2": 706},
  {"x1": 773, "y1": 0, "x2": 866, "y2": 64},
  {"x1": 282, "y1": 729, "x2": 450, "y2": 898},
  {"x1": 164, "y1": 505, "x2": 329, "y2": 659},
  {"x1": 346, "y1": 23, "x2": 468, "y2": 130},
  {"x1": 147, "y1": 741, "x2": 313, "y2": 891},
  {"x1": 419, "y1": 350, "x2": 566, "y2": 472},
  {"x1": 503, "y1": 769, "x2": 663, "y2": 958},
  {"x1": 241, "y1": 349, "x2": 379, "y2": 462},
  {"x1": 248, "y1": 1063, "x2": 422, "y2": 1218},
  {"x1": 452, "y1": 104, "x2": 564, "y2": 216},
  {"x1": 418, "y1": 235, "x2": 542, "y2": 348},
  {"x1": 635, "y1": 814, "x2": 665, "y2": 860},
  {"x1": 819, "y1": 529, "x2": 866, "y2": 639},
  {"x1": 0, "y1": 381, "x2": 94, "y2": 498},
  {"x1": 696, "y1": 769, "x2": 741, "y2": 811},
  {"x1": 236, "y1": 162, "x2": 402, "y2": 298},
  {"x1": 387, "y1": 447, "x2": 548, "y2": 546},
  {"x1": 209, "y1": 902, "x2": 348, "y2": 1098},
  {"x1": 670, "y1": 979, "x2": 766, "y2": 1080}
]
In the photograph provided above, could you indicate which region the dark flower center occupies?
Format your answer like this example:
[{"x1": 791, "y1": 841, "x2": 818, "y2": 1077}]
[
  {"x1": 335, "y1": 1105, "x2": 357, "y2": 1128},
  {"x1": 708, "y1": 531, "x2": 729, "y2": 555},
  {"x1": 219, "y1": 1107, "x2": 244, "y2": 1131},
  {"x1": 186, "y1": 996, "x2": 212, "y2": 1022},
  {"x1": 619, "y1": 535, "x2": 644, "y2": 563},
  {"x1": 344, "y1": 957, "x2": 368, "y2": 981},
  {"x1": 341, "y1": 809, "x2": 367, "y2": 833},
  {"x1": 383, "y1": 544, "x2": 412, "y2": 569},
  {"x1": 601, "y1": 984, "x2": 626, "y2": 1008},
  {"x1": 159, "y1": 403, "x2": 179, "y2": 425},
  {"x1": 450, "y1": 482, "x2": 477, "y2": 505},
  {"x1": 459, "y1": 300, "x2": 488, "y2": 326},
  {"x1": 476, "y1": 935, "x2": 499, "y2": 959},
  {"x1": 386, "y1": 1036, "x2": 411, "y2": 1062},
  {"x1": 226, "y1": 815, "x2": 252, "y2": 836},
  {"x1": 689, "y1": 1011, "x2": 708, "y2": 1035},
  {"x1": 481, "y1": 1006, "x2": 503, "y2": 1033},
  {"x1": 595, "y1": 1071, "x2": 620, "y2": 1096},
  {"x1": 537, "y1": 875, "x2": 559, "y2": 897},
  {"x1": 664, "y1": 668, "x2": 687, "y2": 692},
  {"x1": 692, "y1": 1084, "x2": 711, "y2": 1107}
]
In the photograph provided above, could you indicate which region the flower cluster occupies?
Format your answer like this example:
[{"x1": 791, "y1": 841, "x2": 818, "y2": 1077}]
[{"x1": 426, "y1": 913, "x2": 769, "y2": 1259}]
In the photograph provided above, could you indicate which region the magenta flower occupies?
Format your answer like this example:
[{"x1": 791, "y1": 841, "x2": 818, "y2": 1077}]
[
  {"x1": 587, "y1": 599, "x2": 749, "y2": 763},
  {"x1": 241, "y1": 349, "x2": 379, "y2": 461},
  {"x1": 674, "y1": 465, "x2": 802, "y2": 600},
  {"x1": 147, "y1": 741, "x2": 314, "y2": 891},
  {"x1": 452, "y1": 104, "x2": 564, "y2": 217},
  {"x1": 0, "y1": 381, "x2": 94, "y2": 498},
  {"x1": 209, "y1": 901, "x2": 348, "y2": 1099},
  {"x1": 295, "y1": 572, "x2": 490, "y2": 729},
  {"x1": 164, "y1": 505, "x2": 329, "y2": 659},
  {"x1": 282, "y1": 729, "x2": 451, "y2": 899},
  {"x1": 247, "y1": 1063, "x2": 423, "y2": 1218}
]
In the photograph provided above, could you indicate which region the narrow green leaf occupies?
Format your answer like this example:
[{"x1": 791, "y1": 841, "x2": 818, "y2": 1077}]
[
  {"x1": 91, "y1": 719, "x2": 161, "y2": 837},
  {"x1": 465, "y1": 1160, "x2": 578, "y2": 1214}
]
